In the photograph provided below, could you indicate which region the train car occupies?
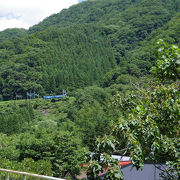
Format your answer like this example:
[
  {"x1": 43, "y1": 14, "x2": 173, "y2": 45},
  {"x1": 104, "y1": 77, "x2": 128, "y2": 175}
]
[{"x1": 43, "y1": 94, "x2": 67, "y2": 100}]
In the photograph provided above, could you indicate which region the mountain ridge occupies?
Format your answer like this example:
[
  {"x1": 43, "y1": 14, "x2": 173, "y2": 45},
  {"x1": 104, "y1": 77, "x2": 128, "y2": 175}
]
[{"x1": 0, "y1": 0, "x2": 180, "y2": 100}]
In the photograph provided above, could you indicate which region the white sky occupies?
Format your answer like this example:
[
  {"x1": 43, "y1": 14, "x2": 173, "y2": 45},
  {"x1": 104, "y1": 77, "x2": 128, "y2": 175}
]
[{"x1": 0, "y1": 0, "x2": 79, "y2": 31}]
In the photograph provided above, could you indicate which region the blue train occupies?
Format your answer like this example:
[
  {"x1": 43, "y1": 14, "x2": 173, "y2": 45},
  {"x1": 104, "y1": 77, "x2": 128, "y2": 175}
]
[{"x1": 43, "y1": 94, "x2": 67, "y2": 100}]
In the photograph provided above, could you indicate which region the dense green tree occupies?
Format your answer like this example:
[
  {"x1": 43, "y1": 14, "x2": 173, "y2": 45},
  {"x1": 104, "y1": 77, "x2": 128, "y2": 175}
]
[
  {"x1": 0, "y1": 28, "x2": 27, "y2": 43},
  {"x1": 0, "y1": 102, "x2": 34, "y2": 135},
  {"x1": 87, "y1": 41, "x2": 180, "y2": 179},
  {"x1": 0, "y1": 158, "x2": 53, "y2": 178},
  {"x1": 17, "y1": 129, "x2": 84, "y2": 178}
]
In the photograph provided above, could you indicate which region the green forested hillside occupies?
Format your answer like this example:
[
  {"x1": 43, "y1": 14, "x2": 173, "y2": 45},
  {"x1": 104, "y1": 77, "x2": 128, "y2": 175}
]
[
  {"x1": 29, "y1": 0, "x2": 180, "y2": 33},
  {"x1": 0, "y1": 25, "x2": 116, "y2": 99},
  {"x1": 0, "y1": 86, "x2": 115, "y2": 177},
  {"x1": 0, "y1": 28, "x2": 27, "y2": 42},
  {"x1": 0, "y1": 0, "x2": 180, "y2": 179},
  {"x1": 0, "y1": 0, "x2": 180, "y2": 100}
]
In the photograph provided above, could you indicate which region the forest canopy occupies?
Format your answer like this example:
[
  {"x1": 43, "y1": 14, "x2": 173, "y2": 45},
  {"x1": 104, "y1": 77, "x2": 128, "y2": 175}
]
[{"x1": 0, "y1": 0, "x2": 180, "y2": 179}]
